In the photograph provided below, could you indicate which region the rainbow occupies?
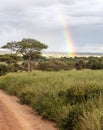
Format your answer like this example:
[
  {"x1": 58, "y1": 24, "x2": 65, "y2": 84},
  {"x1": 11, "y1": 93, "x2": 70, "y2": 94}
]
[
  {"x1": 59, "y1": 14, "x2": 75, "y2": 56},
  {"x1": 56, "y1": 2, "x2": 76, "y2": 56}
]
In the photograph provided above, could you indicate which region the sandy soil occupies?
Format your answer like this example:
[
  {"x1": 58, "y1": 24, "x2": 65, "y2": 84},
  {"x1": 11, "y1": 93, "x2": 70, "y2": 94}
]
[{"x1": 0, "y1": 90, "x2": 59, "y2": 130}]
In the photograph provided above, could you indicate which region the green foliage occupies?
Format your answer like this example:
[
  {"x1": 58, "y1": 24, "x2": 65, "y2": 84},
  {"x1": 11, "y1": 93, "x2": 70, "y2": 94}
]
[
  {"x1": 1, "y1": 38, "x2": 48, "y2": 72},
  {"x1": 66, "y1": 83, "x2": 103, "y2": 104},
  {"x1": 87, "y1": 58, "x2": 103, "y2": 69},
  {"x1": 7, "y1": 63, "x2": 21, "y2": 72},
  {"x1": 38, "y1": 56, "x2": 103, "y2": 71},
  {"x1": 0, "y1": 70, "x2": 103, "y2": 130},
  {"x1": 38, "y1": 58, "x2": 68, "y2": 71},
  {"x1": 1, "y1": 53, "x2": 103, "y2": 73},
  {"x1": 75, "y1": 60, "x2": 86, "y2": 70},
  {"x1": 2, "y1": 38, "x2": 48, "y2": 59},
  {"x1": 0, "y1": 54, "x2": 22, "y2": 63},
  {"x1": 0, "y1": 64, "x2": 8, "y2": 76},
  {"x1": 1, "y1": 42, "x2": 15, "y2": 52},
  {"x1": 61, "y1": 105, "x2": 84, "y2": 130}
]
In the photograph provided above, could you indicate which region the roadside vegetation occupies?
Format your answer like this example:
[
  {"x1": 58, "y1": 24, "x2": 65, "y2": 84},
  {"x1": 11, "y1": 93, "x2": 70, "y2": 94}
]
[
  {"x1": 0, "y1": 39, "x2": 103, "y2": 130},
  {"x1": 0, "y1": 70, "x2": 103, "y2": 130}
]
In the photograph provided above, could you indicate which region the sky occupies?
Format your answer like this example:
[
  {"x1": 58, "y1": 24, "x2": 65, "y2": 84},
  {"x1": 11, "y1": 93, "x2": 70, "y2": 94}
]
[{"x1": 0, "y1": 0, "x2": 103, "y2": 52}]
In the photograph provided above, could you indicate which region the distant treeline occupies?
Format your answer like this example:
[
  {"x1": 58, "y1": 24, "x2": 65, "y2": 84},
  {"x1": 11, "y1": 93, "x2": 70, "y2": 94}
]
[{"x1": 0, "y1": 54, "x2": 103, "y2": 75}]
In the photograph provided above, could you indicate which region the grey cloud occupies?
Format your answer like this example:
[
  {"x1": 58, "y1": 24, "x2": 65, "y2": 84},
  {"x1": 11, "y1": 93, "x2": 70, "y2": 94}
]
[
  {"x1": 70, "y1": 24, "x2": 103, "y2": 49},
  {"x1": 0, "y1": 0, "x2": 103, "y2": 52}
]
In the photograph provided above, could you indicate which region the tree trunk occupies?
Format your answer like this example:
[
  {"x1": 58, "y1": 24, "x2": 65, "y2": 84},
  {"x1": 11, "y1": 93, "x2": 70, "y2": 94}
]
[
  {"x1": 30, "y1": 62, "x2": 32, "y2": 72},
  {"x1": 27, "y1": 58, "x2": 31, "y2": 72}
]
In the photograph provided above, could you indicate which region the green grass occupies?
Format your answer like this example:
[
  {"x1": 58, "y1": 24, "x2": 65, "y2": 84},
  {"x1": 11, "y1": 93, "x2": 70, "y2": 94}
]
[{"x1": 0, "y1": 69, "x2": 103, "y2": 130}]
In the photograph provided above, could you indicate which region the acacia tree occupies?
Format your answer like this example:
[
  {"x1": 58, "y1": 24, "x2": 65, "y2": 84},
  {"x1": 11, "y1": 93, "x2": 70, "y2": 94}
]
[{"x1": 2, "y1": 38, "x2": 48, "y2": 72}]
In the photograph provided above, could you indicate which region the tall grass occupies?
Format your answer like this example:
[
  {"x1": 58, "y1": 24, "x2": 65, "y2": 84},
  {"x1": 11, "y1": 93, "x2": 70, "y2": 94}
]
[{"x1": 0, "y1": 69, "x2": 103, "y2": 130}]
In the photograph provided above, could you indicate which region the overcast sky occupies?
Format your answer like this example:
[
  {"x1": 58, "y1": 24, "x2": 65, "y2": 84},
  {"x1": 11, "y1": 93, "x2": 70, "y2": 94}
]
[{"x1": 0, "y1": 0, "x2": 103, "y2": 52}]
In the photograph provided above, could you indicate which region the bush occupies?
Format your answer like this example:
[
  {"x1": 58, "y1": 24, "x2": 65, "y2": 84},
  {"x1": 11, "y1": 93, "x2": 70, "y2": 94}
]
[
  {"x1": 0, "y1": 64, "x2": 8, "y2": 76},
  {"x1": 6, "y1": 63, "x2": 22, "y2": 72},
  {"x1": 61, "y1": 105, "x2": 84, "y2": 130},
  {"x1": 0, "y1": 54, "x2": 22, "y2": 64},
  {"x1": 37, "y1": 59, "x2": 68, "y2": 71},
  {"x1": 66, "y1": 83, "x2": 103, "y2": 104}
]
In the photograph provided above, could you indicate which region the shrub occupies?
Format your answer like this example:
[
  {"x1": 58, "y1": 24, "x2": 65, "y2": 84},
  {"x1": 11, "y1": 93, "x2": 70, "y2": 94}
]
[
  {"x1": 7, "y1": 64, "x2": 21, "y2": 72},
  {"x1": 61, "y1": 105, "x2": 84, "y2": 130},
  {"x1": 37, "y1": 59, "x2": 68, "y2": 71},
  {"x1": 0, "y1": 64, "x2": 8, "y2": 76}
]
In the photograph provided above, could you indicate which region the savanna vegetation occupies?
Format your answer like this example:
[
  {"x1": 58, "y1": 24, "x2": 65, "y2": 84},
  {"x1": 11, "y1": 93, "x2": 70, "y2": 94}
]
[
  {"x1": 1, "y1": 38, "x2": 48, "y2": 72},
  {"x1": 0, "y1": 38, "x2": 103, "y2": 130},
  {"x1": 0, "y1": 53, "x2": 103, "y2": 76},
  {"x1": 0, "y1": 70, "x2": 103, "y2": 130},
  {"x1": 0, "y1": 38, "x2": 103, "y2": 76}
]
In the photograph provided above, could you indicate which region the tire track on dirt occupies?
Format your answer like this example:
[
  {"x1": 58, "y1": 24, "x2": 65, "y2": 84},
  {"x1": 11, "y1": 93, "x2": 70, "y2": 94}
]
[{"x1": 0, "y1": 90, "x2": 59, "y2": 130}]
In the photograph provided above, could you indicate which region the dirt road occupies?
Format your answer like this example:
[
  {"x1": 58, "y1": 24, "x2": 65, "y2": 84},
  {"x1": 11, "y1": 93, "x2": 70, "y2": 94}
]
[{"x1": 0, "y1": 90, "x2": 59, "y2": 130}]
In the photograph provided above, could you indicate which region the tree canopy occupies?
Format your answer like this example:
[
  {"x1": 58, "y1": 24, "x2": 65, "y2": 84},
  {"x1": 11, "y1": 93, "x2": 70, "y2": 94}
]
[{"x1": 2, "y1": 38, "x2": 48, "y2": 72}]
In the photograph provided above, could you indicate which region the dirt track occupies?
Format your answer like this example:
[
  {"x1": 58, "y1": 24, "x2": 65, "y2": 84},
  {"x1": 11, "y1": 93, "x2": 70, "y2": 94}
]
[{"x1": 0, "y1": 90, "x2": 59, "y2": 130}]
